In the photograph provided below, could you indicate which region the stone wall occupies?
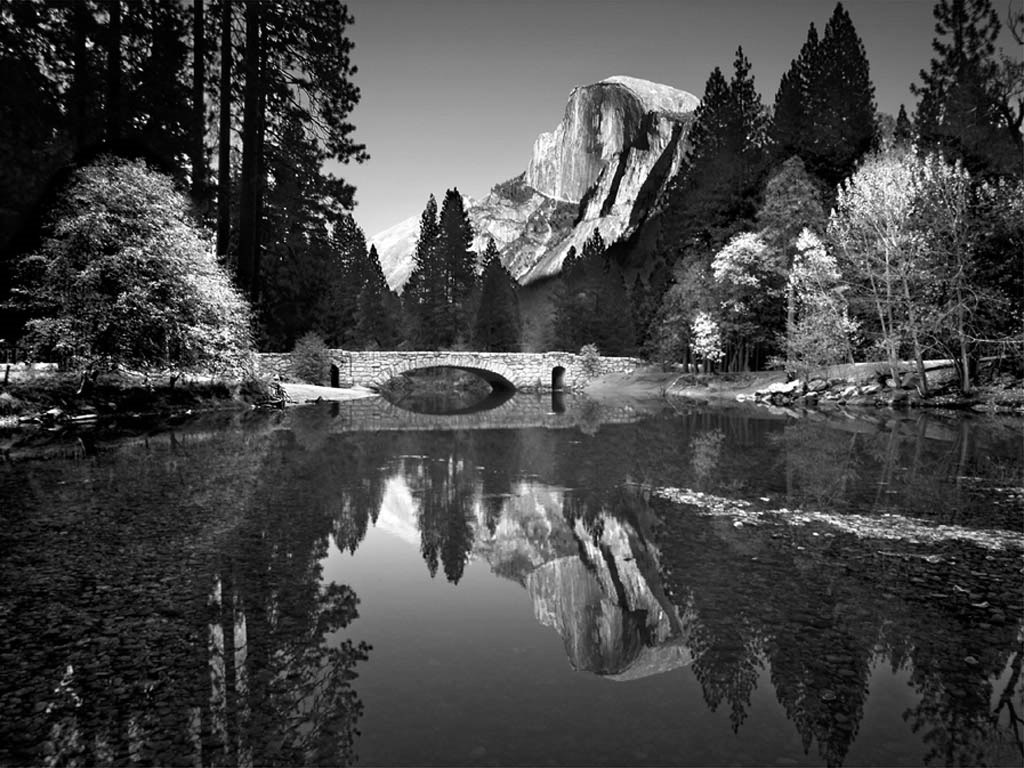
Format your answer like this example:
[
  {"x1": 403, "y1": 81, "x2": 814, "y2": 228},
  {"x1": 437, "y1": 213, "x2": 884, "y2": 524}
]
[{"x1": 257, "y1": 350, "x2": 642, "y2": 392}]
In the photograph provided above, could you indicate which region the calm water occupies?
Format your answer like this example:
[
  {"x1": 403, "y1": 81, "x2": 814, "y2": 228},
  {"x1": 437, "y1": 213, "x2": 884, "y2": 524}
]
[{"x1": 1, "y1": 394, "x2": 1022, "y2": 767}]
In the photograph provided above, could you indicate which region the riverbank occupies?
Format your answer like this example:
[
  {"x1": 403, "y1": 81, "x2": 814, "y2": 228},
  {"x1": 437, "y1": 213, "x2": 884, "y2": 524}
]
[
  {"x1": 585, "y1": 363, "x2": 1024, "y2": 414},
  {"x1": 0, "y1": 368, "x2": 265, "y2": 431}
]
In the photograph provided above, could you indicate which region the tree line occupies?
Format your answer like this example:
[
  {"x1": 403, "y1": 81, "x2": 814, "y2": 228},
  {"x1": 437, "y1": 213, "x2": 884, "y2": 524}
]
[
  {"x1": 0, "y1": 0, "x2": 371, "y2": 357},
  {"x1": 589, "y1": 0, "x2": 1023, "y2": 393}
]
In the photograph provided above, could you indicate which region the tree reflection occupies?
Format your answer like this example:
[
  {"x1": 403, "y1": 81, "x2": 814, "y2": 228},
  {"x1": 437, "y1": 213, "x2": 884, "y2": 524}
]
[
  {"x1": 0, "y1": 416, "x2": 371, "y2": 766},
  {"x1": 2, "y1": 404, "x2": 1021, "y2": 767}
]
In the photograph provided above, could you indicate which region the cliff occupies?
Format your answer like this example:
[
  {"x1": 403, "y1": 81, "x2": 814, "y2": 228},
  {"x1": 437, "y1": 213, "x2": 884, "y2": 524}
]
[{"x1": 371, "y1": 75, "x2": 698, "y2": 290}]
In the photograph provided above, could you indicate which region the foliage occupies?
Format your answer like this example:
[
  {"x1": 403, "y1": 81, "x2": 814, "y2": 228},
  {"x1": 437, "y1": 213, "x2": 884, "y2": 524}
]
[
  {"x1": 12, "y1": 156, "x2": 251, "y2": 372},
  {"x1": 258, "y1": 123, "x2": 367, "y2": 350},
  {"x1": 912, "y1": 0, "x2": 1022, "y2": 177},
  {"x1": 710, "y1": 232, "x2": 781, "y2": 368},
  {"x1": 355, "y1": 245, "x2": 402, "y2": 350},
  {"x1": 551, "y1": 230, "x2": 637, "y2": 355},
  {"x1": 472, "y1": 239, "x2": 521, "y2": 352},
  {"x1": 655, "y1": 48, "x2": 769, "y2": 272},
  {"x1": 289, "y1": 331, "x2": 330, "y2": 385},
  {"x1": 828, "y1": 146, "x2": 1022, "y2": 391},
  {"x1": 690, "y1": 312, "x2": 725, "y2": 369},
  {"x1": 403, "y1": 189, "x2": 478, "y2": 348},
  {"x1": 0, "y1": 0, "x2": 366, "y2": 351},
  {"x1": 829, "y1": 147, "x2": 928, "y2": 383},
  {"x1": 769, "y1": 3, "x2": 878, "y2": 190},
  {"x1": 579, "y1": 343, "x2": 602, "y2": 376},
  {"x1": 785, "y1": 229, "x2": 857, "y2": 374},
  {"x1": 646, "y1": 261, "x2": 715, "y2": 366}
]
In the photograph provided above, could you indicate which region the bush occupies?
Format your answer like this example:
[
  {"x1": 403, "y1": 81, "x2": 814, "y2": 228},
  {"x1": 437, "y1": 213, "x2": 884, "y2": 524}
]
[
  {"x1": 579, "y1": 343, "x2": 601, "y2": 376},
  {"x1": 13, "y1": 156, "x2": 252, "y2": 373},
  {"x1": 290, "y1": 332, "x2": 330, "y2": 384}
]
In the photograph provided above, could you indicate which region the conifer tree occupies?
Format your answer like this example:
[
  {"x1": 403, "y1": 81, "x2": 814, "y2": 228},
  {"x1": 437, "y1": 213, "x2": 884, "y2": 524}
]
[
  {"x1": 402, "y1": 194, "x2": 440, "y2": 346},
  {"x1": 356, "y1": 245, "x2": 400, "y2": 349},
  {"x1": 652, "y1": 47, "x2": 768, "y2": 310},
  {"x1": 894, "y1": 104, "x2": 915, "y2": 145},
  {"x1": 912, "y1": 0, "x2": 1021, "y2": 176},
  {"x1": 436, "y1": 188, "x2": 477, "y2": 345},
  {"x1": 770, "y1": 24, "x2": 820, "y2": 166},
  {"x1": 770, "y1": 3, "x2": 877, "y2": 189},
  {"x1": 472, "y1": 239, "x2": 521, "y2": 352}
]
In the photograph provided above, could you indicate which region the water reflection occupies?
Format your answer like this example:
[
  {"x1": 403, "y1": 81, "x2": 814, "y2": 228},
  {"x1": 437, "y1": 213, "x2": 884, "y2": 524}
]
[
  {"x1": 1, "y1": 401, "x2": 1021, "y2": 766},
  {"x1": 0, "y1": 420, "x2": 370, "y2": 766},
  {"x1": 380, "y1": 407, "x2": 1022, "y2": 766}
]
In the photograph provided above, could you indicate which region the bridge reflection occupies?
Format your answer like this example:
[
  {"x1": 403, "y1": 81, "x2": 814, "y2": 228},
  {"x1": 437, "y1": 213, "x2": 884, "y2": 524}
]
[{"x1": 323, "y1": 393, "x2": 645, "y2": 433}]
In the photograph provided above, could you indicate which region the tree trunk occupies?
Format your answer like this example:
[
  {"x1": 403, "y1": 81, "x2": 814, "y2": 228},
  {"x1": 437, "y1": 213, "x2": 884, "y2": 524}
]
[
  {"x1": 71, "y1": 3, "x2": 90, "y2": 153},
  {"x1": 238, "y1": 0, "x2": 263, "y2": 300},
  {"x1": 106, "y1": 0, "x2": 122, "y2": 145},
  {"x1": 956, "y1": 285, "x2": 972, "y2": 394},
  {"x1": 901, "y1": 277, "x2": 929, "y2": 395},
  {"x1": 191, "y1": 0, "x2": 206, "y2": 200},
  {"x1": 216, "y1": 0, "x2": 232, "y2": 259}
]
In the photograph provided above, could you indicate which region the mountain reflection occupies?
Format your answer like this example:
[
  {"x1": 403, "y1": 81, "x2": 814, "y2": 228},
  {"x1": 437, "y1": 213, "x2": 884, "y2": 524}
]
[
  {"x1": 380, "y1": 409, "x2": 1022, "y2": 767},
  {"x1": 2, "y1": 404, "x2": 1021, "y2": 767}
]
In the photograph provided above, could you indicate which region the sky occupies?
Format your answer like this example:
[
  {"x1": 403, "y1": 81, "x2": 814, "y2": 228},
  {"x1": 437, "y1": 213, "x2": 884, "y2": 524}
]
[{"x1": 333, "y1": 0, "x2": 1021, "y2": 238}]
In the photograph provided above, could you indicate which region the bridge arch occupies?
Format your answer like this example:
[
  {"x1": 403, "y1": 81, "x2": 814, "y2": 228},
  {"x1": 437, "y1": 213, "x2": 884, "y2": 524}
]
[
  {"x1": 552, "y1": 365, "x2": 566, "y2": 391},
  {"x1": 371, "y1": 354, "x2": 520, "y2": 392}
]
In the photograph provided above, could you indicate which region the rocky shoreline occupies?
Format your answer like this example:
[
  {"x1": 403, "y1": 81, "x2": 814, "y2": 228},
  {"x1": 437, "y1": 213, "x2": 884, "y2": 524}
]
[{"x1": 744, "y1": 375, "x2": 1024, "y2": 414}]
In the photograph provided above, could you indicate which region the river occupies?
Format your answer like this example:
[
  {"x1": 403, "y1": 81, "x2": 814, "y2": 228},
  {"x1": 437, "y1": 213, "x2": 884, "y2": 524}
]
[{"x1": 1, "y1": 394, "x2": 1021, "y2": 767}]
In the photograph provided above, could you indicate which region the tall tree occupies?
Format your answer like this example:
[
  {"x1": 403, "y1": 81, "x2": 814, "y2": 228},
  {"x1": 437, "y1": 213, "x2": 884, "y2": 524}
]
[
  {"x1": 402, "y1": 194, "x2": 441, "y2": 347},
  {"x1": 770, "y1": 24, "x2": 820, "y2": 166},
  {"x1": 233, "y1": 0, "x2": 367, "y2": 298},
  {"x1": 106, "y1": 0, "x2": 122, "y2": 144},
  {"x1": 757, "y1": 156, "x2": 827, "y2": 346},
  {"x1": 435, "y1": 187, "x2": 476, "y2": 344},
  {"x1": 894, "y1": 104, "x2": 914, "y2": 145},
  {"x1": 472, "y1": 239, "x2": 521, "y2": 352},
  {"x1": 912, "y1": 0, "x2": 1022, "y2": 176},
  {"x1": 191, "y1": 0, "x2": 206, "y2": 200},
  {"x1": 216, "y1": 0, "x2": 231, "y2": 258},
  {"x1": 237, "y1": 0, "x2": 263, "y2": 300},
  {"x1": 356, "y1": 245, "x2": 401, "y2": 349},
  {"x1": 658, "y1": 48, "x2": 769, "y2": 268},
  {"x1": 770, "y1": 3, "x2": 877, "y2": 189}
]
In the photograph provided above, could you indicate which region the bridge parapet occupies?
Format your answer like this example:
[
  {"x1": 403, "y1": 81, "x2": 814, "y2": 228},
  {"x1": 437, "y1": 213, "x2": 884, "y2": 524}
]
[{"x1": 258, "y1": 350, "x2": 642, "y2": 391}]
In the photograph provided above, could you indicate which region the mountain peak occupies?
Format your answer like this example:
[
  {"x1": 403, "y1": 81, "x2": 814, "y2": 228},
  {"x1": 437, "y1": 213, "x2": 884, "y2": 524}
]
[{"x1": 598, "y1": 75, "x2": 701, "y2": 116}]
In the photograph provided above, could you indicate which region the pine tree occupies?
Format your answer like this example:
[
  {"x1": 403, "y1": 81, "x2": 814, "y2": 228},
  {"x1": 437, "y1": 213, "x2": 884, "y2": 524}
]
[
  {"x1": 653, "y1": 48, "x2": 769, "y2": 285},
  {"x1": 770, "y1": 24, "x2": 820, "y2": 165},
  {"x1": 356, "y1": 245, "x2": 401, "y2": 349},
  {"x1": 912, "y1": 0, "x2": 1021, "y2": 176},
  {"x1": 894, "y1": 104, "x2": 915, "y2": 145},
  {"x1": 811, "y1": 3, "x2": 877, "y2": 188},
  {"x1": 551, "y1": 230, "x2": 634, "y2": 353},
  {"x1": 436, "y1": 188, "x2": 477, "y2": 345},
  {"x1": 403, "y1": 194, "x2": 441, "y2": 347},
  {"x1": 770, "y1": 4, "x2": 877, "y2": 190},
  {"x1": 472, "y1": 239, "x2": 521, "y2": 351}
]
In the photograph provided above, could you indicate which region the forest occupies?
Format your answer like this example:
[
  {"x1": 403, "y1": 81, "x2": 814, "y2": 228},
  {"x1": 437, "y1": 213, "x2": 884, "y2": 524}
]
[{"x1": 0, "y1": 0, "x2": 1021, "y2": 394}]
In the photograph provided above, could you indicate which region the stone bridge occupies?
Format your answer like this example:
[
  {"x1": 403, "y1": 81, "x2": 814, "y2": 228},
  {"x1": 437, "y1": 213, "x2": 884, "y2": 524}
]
[{"x1": 259, "y1": 350, "x2": 643, "y2": 391}]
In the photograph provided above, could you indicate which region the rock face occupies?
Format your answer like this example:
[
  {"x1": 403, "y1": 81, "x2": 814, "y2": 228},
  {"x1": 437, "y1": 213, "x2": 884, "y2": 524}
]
[
  {"x1": 372, "y1": 75, "x2": 699, "y2": 290},
  {"x1": 477, "y1": 483, "x2": 692, "y2": 679}
]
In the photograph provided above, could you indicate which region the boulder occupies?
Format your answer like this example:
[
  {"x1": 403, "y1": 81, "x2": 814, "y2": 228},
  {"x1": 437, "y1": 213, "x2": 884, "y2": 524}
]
[{"x1": 806, "y1": 378, "x2": 828, "y2": 393}]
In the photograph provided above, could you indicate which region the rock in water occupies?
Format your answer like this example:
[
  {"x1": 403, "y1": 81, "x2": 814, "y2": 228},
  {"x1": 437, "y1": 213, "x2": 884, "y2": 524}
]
[{"x1": 372, "y1": 75, "x2": 699, "y2": 291}]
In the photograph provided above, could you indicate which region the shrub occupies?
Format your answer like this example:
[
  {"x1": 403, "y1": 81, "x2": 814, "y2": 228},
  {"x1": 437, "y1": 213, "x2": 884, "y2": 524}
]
[
  {"x1": 579, "y1": 343, "x2": 601, "y2": 376},
  {"x1": 290, "y1": 332, "x2": 330, "y2": 384},
  {"x1": 13, "y1": 156, "x2": 252, "y2": 373}
]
